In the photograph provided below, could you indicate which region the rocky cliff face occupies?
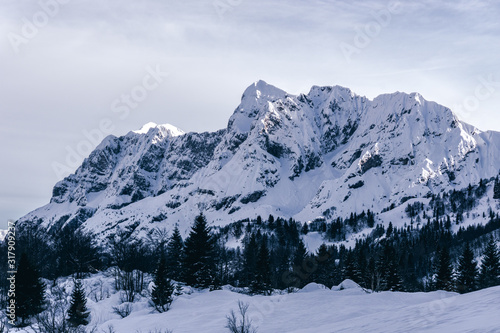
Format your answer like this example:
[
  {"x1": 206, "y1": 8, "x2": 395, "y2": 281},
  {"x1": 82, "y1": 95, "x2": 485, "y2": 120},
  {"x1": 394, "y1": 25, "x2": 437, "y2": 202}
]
[{"x1": 18, "y1": 80, "x2": 500, "y2": 240}]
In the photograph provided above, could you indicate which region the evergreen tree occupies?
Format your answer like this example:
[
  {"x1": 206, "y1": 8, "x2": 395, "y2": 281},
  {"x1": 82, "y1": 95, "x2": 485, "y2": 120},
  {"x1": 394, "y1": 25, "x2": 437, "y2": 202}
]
[
  {"x1": 342, "y1": 251, "x2": 362, "y2": 284},
  {"x1": 435, "y1": 247, "x2": 454, "y2": 291},
  {"x1": 243, "y1": 233, "x2": 258, "y2": 286},
  {"x1": 456, "y1": 243, "x2": 478, "y2": 293},
  {"x1": 166, "y1": 225, "x2": 184, "y2": 281},
  {"x1": 367, "y1": 210, "x2": 375, "y2": 228},
  {"x1": 314, "y1": 244, "x2": 334, "y2": 288},
  {"x1": 293, "y1": 239, "x2": 308, "y2": 268},
  {"x1": 151, "y1": 253, "x2": 175, "y2": 312},
  {"x1": 493, "y1": 176, "x2": 500, "y2": 199},
  {"x1": 479, "y1": 237, "x2": 500, "y2": 288},
  {"x1": 377, "y1": 243, "x2": 402, "y2": 291},
  {"x1": 15, "y1": 253, "x2": 45, "y2": 325},
  {"x1": 287, "y1": 239, "x2": 308, "y2": 289},
  {"x1": 386, "y1": 222, "x2": 393, "y2": 238},
  {"x1": 68, "y1": 279, "x2": 89, "y2": 326},
  {"x1": 301, "y1": 222, "x2": 309, "y2": 235},
  {"x1": 252, "y1": 237, "x2": 272, "y2": 294},
  {"x1": 366, "y1": 256, "x2": 377, "y2": 291},
  {"x1": 183, "y1": 213, "x2": 217, "y2": 288}
]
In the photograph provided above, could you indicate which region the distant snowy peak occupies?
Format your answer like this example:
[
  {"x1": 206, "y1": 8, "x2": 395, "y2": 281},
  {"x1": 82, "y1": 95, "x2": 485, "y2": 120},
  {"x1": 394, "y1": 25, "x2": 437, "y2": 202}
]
[{"x1": 133, "y1": 122, "x2": 184, "y2": 137}]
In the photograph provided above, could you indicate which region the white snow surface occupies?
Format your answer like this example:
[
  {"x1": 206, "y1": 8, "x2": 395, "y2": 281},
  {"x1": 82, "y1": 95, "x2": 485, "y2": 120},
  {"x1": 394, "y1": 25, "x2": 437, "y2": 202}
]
[
  {"x1": 11, "y1": 272, "x2": 500, "y2": 333},
  {"x1": 16, "y1": 80, "x2": 500, "y2": 242},
  {"x1": 0, "y1": 229, "x2": 6, "y2": 241},
  {"x1": 133, "y1": 122, "x2": 185, "y2": 136}
]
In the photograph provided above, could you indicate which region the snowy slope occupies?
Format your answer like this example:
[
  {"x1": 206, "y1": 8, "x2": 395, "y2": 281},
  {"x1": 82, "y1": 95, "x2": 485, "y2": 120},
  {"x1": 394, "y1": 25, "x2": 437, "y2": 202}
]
[
  {"x1": 17, "y1": 81, "x2": 500, "y2": 241},
  {"x1": 99, "y1": 285, "x2": 500, "y2": 333},
  {"x1": 13, "y1": 273, "x2": 500, "y2": 333}
]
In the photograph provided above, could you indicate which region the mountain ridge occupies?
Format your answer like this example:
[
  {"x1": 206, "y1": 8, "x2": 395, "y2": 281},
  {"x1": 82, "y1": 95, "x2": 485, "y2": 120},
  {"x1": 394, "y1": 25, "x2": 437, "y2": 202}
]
[{"x1": 18, "y1": 80, "x2": 500, "y2": 241}]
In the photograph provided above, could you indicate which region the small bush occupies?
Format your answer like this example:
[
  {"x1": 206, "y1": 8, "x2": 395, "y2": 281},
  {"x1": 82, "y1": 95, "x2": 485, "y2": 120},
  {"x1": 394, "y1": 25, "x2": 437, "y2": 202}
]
[
  {"x1": 226, "y1": 301, "x2": 257, "y2": 333},
  {"x1": 112, "y1": 303, "x2": 133, "y2": 318}
]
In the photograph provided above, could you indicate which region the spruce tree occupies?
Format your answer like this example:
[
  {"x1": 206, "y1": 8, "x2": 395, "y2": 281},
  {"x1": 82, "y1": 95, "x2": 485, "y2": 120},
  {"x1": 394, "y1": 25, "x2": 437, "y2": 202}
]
[
  {"x1": 342, "y1": 251, "x2": 361, "y2": 283},
  {"x1": 435, "y1": 247, "x2": 454, "y2": 291},
  {"x1": 377, "y1": 243, "x2": 402, "y2": 291},
  {"x1": 479, "y1": 237, "x2": 500, "y2": 288},
  {"x1": 493, "y1": 176, "x2": 500, "y2": 200},
  {"x1": 243, "y1": 233, "x2": 258, "y2": 286},
  {"x1": 252, "y1": 237, "x2": 271, "y2": 294},
  {"x1": 456, "y1": 243, "x2": 478, "y2": 293},
  {"x1": 151, "y1": 253, "x2": 175, "y2": 312},
  {"x1": 183, "y1": 213, "x2": 217, "y2": 288},
  {"x1": 68, "y1": 279, "x2": 89, "y2": 326},
  {"x1": 314, "y1": 244, "x2": 334, "y2": 288},
  {"x1": 293, "y1": 239, "x2": 308, "y2": 268},
  {"x1": 287, "y1": 239, "x2": 308, "y2": 289},
  {"x1": 15, "y1": 253, "x2": 45, "y2": 325},
  {"x1": 166, "y1": 225, "x2": 184, "y2": 281}
]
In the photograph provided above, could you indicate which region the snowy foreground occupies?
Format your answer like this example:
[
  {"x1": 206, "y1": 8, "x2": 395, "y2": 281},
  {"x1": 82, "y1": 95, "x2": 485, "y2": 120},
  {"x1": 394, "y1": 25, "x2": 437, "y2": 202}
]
[{"x1": 11, "y1": 273, "x2": 500, "y2": 333}]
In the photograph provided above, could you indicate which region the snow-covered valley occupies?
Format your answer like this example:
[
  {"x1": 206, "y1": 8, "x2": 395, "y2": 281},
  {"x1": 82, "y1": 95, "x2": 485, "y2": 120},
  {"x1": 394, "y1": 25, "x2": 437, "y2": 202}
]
[{"x1": 9, "y1": 272, "x2": 500, "y2": 333}]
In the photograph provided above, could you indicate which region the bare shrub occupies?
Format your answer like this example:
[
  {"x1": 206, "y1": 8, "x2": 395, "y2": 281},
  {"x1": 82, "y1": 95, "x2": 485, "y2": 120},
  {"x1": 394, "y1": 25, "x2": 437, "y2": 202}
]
[
  {"x1": 226, "y1": 301, "x2": 257, "y2": 333},
  {"x1": 89, "y1": 278, "x2": 110, "y2": 302},
  {"x1": 112, "y1": 303, "x2": 133, "y2": 318}
]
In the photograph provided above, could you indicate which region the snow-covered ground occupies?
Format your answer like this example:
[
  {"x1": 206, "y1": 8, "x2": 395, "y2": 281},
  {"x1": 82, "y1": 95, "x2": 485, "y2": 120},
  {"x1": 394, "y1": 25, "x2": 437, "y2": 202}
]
[
  {"x1": 9, "y1": 273, "x2": 500, "y2": 333},
  {"x1": 0, "y1": 229, "x2": 6, "y2": 241}
]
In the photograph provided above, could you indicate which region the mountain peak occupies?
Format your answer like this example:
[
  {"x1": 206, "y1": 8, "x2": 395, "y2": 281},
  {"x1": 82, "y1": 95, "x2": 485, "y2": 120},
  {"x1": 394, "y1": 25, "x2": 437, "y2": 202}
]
[
  {"x1": 227, "y1": 81, "x2": 288, "y2": 133},
  {"x1": 241, "y1": 80, "x2": 287, "y2": 102},
  {"x1": 133, "y1": 122, "x2": 184, "y2": 137}
]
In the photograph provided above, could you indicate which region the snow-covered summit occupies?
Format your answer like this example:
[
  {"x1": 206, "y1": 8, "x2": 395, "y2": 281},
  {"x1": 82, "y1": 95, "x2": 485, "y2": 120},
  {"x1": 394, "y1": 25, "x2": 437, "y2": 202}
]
[
  {"x1": 17, "y1": 81, "x2": 500, "y2": 241},
  {"x1": 133, "y1": 122, "x2": 184, "y2": 136}
]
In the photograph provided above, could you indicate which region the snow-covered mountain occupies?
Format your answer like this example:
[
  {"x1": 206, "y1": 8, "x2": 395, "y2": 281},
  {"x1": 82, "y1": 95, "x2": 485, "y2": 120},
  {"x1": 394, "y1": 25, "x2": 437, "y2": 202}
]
[{"x1": 18, "y1": 80, "x2": 500, "y2": 240}]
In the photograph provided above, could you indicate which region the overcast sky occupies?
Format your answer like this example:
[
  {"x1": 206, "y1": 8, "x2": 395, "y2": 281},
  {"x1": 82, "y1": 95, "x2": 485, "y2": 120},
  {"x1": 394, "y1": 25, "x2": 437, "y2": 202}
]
[{"x1": 1, "y1": 0, "x2": 500, "y2": 229}]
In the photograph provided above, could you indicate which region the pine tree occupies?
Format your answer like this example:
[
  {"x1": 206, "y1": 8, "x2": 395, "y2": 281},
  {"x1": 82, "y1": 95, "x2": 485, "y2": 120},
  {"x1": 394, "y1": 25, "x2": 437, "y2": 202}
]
[
  {"x1": 456, "y1": 243, "x2": 478, "y2": 293},
  {"x1": 287, "y1": 239, "x2": 308, "y2": 289},
  {"x1": 366, "y1": 256, "x2": 377, "y2": 291},
  {"x1": 301, "y1": 222, "x2": 309, "y2": 235},
  {"x1": 243, "y1": 233, "x2": 258, "y2": 286},
  {"x1": 68, "y1": 279, "x2": 89, "y2": 326},
  {"x1": 252, "y1": 237, "x2": 271, "y2": 294},
  {"x1": 293, "y1": 239, "x2": 308, "y2": 268},
  {"x1": 493, "y1": 176, "x2": 500, "y2": 199},
  {"x1": 435, "y1": 247, "x2": 454, "y2": 291},
  {"x1": 15, "y1": 253, "x2": 45, "y2": 325},
  {"x1": 377, "y1": 243, "x2": 402, "y2": 291},
  {"x1": 479, "y1": 237, "x2": 500, "y2": 288},
  {"x1": 151, "y1": 253, "x2": 175, "y2": 312},
  {"x1": 166, "y1": 225, "x2": 184, "y2": 281},
  {"x1": 183, "y1": 213, "x2": 217, "y2": 288},
  {"x1": 342, "y1": 251, "x2": 361, "y2": 284},
  {"x1": 386, "y1": 222, "x2": 393, "y2": 238},
  {"x1": 367, "y1": 210, "x2": 375, "y2": 228},
  {"x1": 314, "y1": 244, "x2": 334, "y2": 288}
]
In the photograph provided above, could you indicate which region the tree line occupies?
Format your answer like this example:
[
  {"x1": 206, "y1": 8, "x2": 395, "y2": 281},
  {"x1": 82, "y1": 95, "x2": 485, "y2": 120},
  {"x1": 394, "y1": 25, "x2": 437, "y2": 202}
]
[{"x1": 1, "y1": 208, "x2": 500, "y2": 327}]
